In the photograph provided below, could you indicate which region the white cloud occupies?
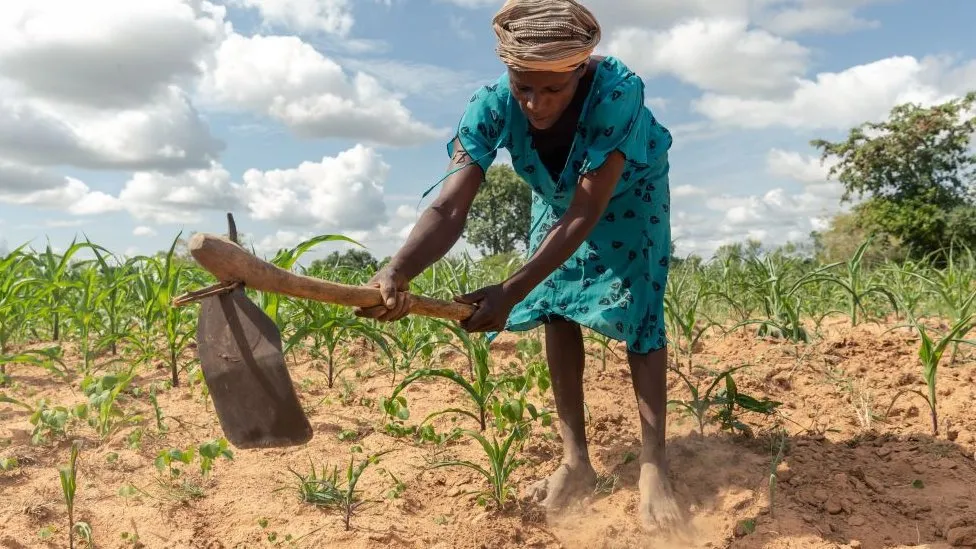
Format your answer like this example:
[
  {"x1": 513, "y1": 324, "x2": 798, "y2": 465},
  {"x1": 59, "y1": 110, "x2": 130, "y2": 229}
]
[
  {"x1": 766, "y1": 149, "x2": 836, "y2": 184},
  {"x1": 0, "y1": 87, "x2": 224, "y2": 172},
  {"x1": 251, "y1": 229, "x2": 317, "y2": 256},
  {"x1": 672, "y1": 184, "x2": 707, "y2": 198},
  {"x1": 0, "y1": 0, "x2": 226, "y2": 172},
  {"x1": 0, "y1": 162, "x2": 121, "y2": 215},
  {"x1": 0, "y1": 0, "x2": 228, "y2": 109},
  {"x1": 133, "y1": 226, "x2": 158, "y2": 237},
  {"x1": 198, "y1": 33, "x2": 447, "y2": 146},
  {"x1": 241, "y1": 144, "x2": 388, "y2": 231},
  {"x1": 340, "y1": 58, "x2": 481, "y2": 100},
  {"x1": 757, "y1": 0, "x2": 891, "y2": 36},
  {"x1": 118, "y1": 164, "x2": 242, "y2": 224},
  {"x1": 694, "y1": 56, "x2": 965, "y2": 130},
  {"x1": 606, "y1": 18, "x2": 809, "y2": 97},
  {"x1": 441, "y1": 0, "x2": 890, "y2": 36},
  {"x1": 230, "y1": 0, "x2": 353, "y2": 36}
]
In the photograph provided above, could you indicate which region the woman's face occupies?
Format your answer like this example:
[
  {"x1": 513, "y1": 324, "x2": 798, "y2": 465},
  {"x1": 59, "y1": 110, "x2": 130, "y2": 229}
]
[{"x1": 508, "y1": 63, "x2": 585, "y2": 130}]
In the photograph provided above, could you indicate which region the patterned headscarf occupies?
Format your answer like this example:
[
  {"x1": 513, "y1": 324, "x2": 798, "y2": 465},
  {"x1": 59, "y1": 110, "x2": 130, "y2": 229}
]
[{"x1": 492, "y1": 0, "x2": 601, "y2": 72}]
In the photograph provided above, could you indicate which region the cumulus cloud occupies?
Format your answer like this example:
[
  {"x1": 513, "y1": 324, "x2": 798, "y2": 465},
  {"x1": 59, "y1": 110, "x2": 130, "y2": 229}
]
[
  {"x1": 229, "y1": 0, "x2": 353, "y2": 36},
  {"x1": 0, "y1": 87, "x2": 224, "y2": 172},
  {"x1": 441, "y1": 0, "x2": 890, "y2": 36},
  {"x1": 670, "y1": 149, "x2": 854, "y2": 258},
  {"x1": 241, "y1": 144, "x2": 388, "y2": 231},
  {"x1": 757, "y1": 0, "x2": 892, "y2": 36},
  {"x1": 0, "y1": 162, "x2": 121, "y2": 215},
  {"x1": 766, "y1": 149, "x2": 836, "y2": 184},
  {"x1": 0, "y1": 0, "x2": 228, "y2": 109},
  {"x1": 606, "y1": 19, "x2": 809, "y2": 97},
  {"x1": 694, "y1": 56, "x2": 967, "y2": 130},
  {"x1": 117, "y1": 164, "x2": 242, "y2": 224},
  {"x1": 198, "y1": 34, "x2": 446, "y2": 146},
  {"x1": 0, "y1": 0, "x2": 226, "y2": 172},
  {"x1": 133, "y1": 226, "x2": 158, "y2": 237}
]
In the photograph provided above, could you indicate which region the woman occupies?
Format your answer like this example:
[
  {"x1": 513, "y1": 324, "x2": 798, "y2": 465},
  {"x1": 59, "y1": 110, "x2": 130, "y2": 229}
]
[{"x1": 355, "y1": 0, "x2": 680, "y2": 531}]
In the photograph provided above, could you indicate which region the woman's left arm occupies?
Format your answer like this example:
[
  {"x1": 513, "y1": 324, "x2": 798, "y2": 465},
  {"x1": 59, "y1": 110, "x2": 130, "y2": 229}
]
[{"x1": 456, "y1": 150, "x2": 626, "y2": 332}]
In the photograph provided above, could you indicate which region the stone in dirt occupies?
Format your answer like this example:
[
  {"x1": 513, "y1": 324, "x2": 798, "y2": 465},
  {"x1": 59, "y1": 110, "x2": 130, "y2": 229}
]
[
  {"x1": 946, "y1": 526, "x2": 976, "y2": 547},
  {"x1": 775, "y1": 461, "x2": 793, "y2": 483}
]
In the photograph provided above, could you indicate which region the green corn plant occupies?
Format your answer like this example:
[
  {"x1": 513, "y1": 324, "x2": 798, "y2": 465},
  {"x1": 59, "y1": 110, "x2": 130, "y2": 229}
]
[
  {"x1": 284, "y1": 300, "x2": 387, "y2": 388},
  {"x1": 259, "y1": 234, "x2": 362, "y2": 329},
  {"x1": 374, "y1": 317, "x2": 440, "y2": 383},
  {"x1": 0, "y1": 347, "x2": 68, "y2": 383},
  {"x1": 29, "y1": 239, "x2": 106, "y2": 342},
  {"x1": 727, "y1": 254, "x2": 838, "y2": 343},
  {"x1": 583, "y1": 331, "x2": 620, "y2": 371},
  {"x1": 885, "y1": 311, "x2": 975, "y2": 436},
  {"x1": 0, "y1": 244, "x2": 38, "y2": 363},
  {"x1": 881, "y1": 258, "x2": 931, "y2": 321},
  {"x1": 664, "y1": 270, "x2": 721, "y2": 372},
  {"x1": 90, "y1": 244, "x2": 137, "y2": 356},
  {"x1": 156, "y1": 235, "x2": 198, "y2": 386},
  {"x1": 824, "y1": 237, "x2": 899, "y2": 326},
  {"x1": 59, "y1": 440, "x2": 93, "y2": 549},
  {"x1": 62, "y1": 264, "x2": 117, "y2": 373},
  {"x1": 428, "y1": 423, "x2": 529, "y2": 510},
  {"x1": 383, "y1": 324, "x2": 511, "y2": 432},
  {"x1": 906, "y1": 248, "x2": 976, "y2": 363}
]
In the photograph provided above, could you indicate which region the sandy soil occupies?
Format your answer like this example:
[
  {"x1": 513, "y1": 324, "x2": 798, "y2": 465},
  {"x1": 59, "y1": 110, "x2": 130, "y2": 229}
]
[{"x1": 1, "y1": 318, "x2": 975, "y2": 549}]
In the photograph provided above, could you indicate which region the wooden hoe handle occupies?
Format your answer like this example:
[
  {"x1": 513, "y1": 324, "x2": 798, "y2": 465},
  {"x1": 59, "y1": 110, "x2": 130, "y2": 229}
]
[{"x1": 187, "y1": 233, "x2": 476, "y2": 322}]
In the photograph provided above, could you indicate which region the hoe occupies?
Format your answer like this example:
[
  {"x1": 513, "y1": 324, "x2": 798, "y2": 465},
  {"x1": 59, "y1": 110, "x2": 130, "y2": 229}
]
[{"x1": 173, "y1": 214, "x2": 475, "y2": 450}]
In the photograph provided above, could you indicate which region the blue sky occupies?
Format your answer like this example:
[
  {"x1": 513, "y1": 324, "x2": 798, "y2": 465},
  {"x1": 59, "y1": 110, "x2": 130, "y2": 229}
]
[{"x1": 1, "y1": 0, "x2": 974, "y2": 262}]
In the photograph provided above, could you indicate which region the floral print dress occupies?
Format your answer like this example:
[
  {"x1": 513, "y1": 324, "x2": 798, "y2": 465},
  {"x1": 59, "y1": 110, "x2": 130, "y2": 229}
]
[{"x1": 449, "y1": 56, "x2": 673, "y2": 354}]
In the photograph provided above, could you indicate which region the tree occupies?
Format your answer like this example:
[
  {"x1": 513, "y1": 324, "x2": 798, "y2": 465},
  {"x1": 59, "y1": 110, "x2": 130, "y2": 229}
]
[
  {"x1": 310, "y1": 248, "x2": 378, "y2": 272},
  {"x1": 809, "y1": 212, "x2": 907, "y2": 265},
  {"x1": 464, "y1": 164, "x2": 532, "y2": 256},
  {"x1": 811, "y1": 91, "x2": 976, "y2": 260}
]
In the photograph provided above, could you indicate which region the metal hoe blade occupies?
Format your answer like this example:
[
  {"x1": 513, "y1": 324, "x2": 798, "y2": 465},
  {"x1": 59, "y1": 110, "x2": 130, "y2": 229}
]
[{"x1": 197, "y1": 285, "x2": 313, "y2": 449}]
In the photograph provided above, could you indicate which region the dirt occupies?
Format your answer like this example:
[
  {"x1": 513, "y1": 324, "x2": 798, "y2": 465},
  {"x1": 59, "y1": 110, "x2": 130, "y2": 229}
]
[{"x1": 1, "y1": 318, "x2": 975, "y2": 549}]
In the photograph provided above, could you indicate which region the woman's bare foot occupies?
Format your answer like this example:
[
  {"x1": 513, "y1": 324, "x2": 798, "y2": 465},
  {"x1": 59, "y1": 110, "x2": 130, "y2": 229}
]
[
  {"x1": 527, "y1": 462, "x2": 598, "y2": 509},
  {"x1": 638, "y1": 458, "x2": 683, "y2": 532}
]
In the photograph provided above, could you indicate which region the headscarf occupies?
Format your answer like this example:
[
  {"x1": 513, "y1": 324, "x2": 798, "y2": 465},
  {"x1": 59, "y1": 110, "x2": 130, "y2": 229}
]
[{"x1": 492, "y1": 0, "x2": 601, "y2": 72}]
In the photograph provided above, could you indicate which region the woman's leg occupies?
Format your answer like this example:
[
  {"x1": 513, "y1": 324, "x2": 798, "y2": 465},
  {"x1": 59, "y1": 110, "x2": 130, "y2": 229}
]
[
  {"x1": 528, "y1": 317, "x2": 597, "y2": 507},
  {"x1": 628, "y1": 345, "x2": 681, "y2": 529}
]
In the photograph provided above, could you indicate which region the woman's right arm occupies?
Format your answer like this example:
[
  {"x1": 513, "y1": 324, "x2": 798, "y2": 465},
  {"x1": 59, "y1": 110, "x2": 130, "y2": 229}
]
[{"x1": 354, "y1": 138, "x2": 486, "y2": 321}]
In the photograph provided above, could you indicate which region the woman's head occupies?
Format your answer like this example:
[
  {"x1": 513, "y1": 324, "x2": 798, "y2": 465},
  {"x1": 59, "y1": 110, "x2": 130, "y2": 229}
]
[{"x1": 492, "y1": 0, "x2": 601, "y2": 130}]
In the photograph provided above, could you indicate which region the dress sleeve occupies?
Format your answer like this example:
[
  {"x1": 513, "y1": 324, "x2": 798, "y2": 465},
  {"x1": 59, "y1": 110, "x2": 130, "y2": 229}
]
[
  {"x1": 447, "y1": 83, "x2": 509, "y2": 174},
  {"x1": 578, "y1": 72, "x2": 672, "y2": 175}
]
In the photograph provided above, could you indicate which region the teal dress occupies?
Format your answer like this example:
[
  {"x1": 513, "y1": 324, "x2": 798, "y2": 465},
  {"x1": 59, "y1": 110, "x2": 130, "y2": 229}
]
[{"x1": 449, "y1": 56, "x2": 673, "y2": 354}]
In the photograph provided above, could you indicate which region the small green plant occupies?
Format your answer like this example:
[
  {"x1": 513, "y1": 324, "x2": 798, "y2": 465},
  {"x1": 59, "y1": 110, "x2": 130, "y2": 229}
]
[
  {"x1": 152, "y1": 438, "x2": 233, "y2": 500},
  {"x1": 59, "y1": 441, "x2": 93, "y2": 549},
  {"x1": 1, "y1": 456, "x2": 19, "y2": 471},
  {"x1": 284, "y1": 447, "x2": 393, "y2": 531},
  {"x1": 79, "y1": 368, "x2": 138, "y2": 438},
  {"x1": 668, "y1": 365, "x2": 781, "y2": 436},
  {"x1": 885, "y1": 311, "x2": 975, "y2": 435},
  {"x1": 0, "y1": 395, "x2": 83, "y2": 445},
  {"x1": 428, "y1": 423, "x2": 530, "y2": 510}
]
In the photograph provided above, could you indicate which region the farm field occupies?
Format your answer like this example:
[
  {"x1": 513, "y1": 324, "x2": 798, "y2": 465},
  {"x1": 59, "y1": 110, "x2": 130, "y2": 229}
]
[{"x1": 1, "y1": 236, "x2": 975, "y2": 549}]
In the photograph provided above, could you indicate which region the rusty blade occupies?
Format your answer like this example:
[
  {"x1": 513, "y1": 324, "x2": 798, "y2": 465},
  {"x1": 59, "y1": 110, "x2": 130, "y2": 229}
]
[{"x1": 197, "y1": 285, "x2": 312, "y2": 449}]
